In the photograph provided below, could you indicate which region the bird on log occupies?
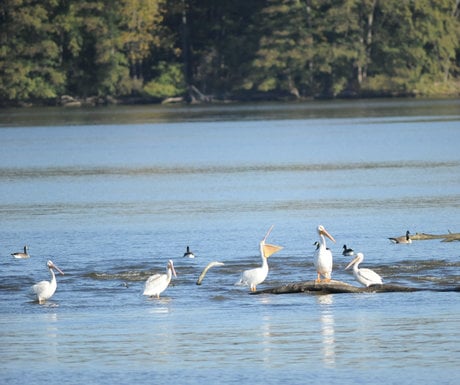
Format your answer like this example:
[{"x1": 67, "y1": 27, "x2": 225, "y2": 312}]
[
  {"x1": 345, "y1": 252, "x2": 383, "y2": 287},
  {"x1": 313, "y1": 225, "x2": 336, "y2": 283},
  {"x1": 235, "y1": 225, "x2": 283, "y2": 292}
]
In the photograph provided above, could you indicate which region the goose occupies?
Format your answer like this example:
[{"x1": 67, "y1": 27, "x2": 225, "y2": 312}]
[{"x1": 389, "y1": 230, "x2": 412, "y2": 244}]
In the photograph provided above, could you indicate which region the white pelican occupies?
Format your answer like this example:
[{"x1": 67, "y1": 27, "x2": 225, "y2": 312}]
[
  {"x1": 12, "y1": 245, "x2": 29, "y2": 259},
  {"x1": 32, "y1": 260, "x2": 64, "y2": 304},
  {"x1": 345, "y1": 252, "x2": 382, "y2": 287},
  {"x1": 314, "y1": 225, "x2": 336, "y2": 283},
  {"x1": 235, "y1": 225, "x2": 283, "y2": 292},
  {"x1": 143, "y1": 259, "x2": 177, "y2": 298},
  {"x1": 389, "y1": 230, "x2": 412, "y2": 244},
  {"x1": 342, "y1": 244, "x2": 354, "y2": 256},
  {"x1": 196, "y1": 261, "x2": 225, "y2": 285},
  {"x1": 183, "y1": 246, "x2": 195, "y2": 258}
]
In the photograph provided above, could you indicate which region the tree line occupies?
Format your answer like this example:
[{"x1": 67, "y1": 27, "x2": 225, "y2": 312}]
[{"x1": 1, "y1": 0, "x2": 459, "y2": 106}]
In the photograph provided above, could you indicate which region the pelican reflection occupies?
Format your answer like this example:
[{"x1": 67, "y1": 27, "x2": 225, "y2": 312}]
[{"x1": 317, "y1": 295, "x2": 336, "y2": 367}]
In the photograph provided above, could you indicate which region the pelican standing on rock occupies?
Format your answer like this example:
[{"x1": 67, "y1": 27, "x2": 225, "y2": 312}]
[
  {"x1": 235, "y1": 225, "x2": 283, "y2": 292},
  {"x1": 389, "y1": 230, "x2": 412, "y2": 244},
  {"x1": 12, "y1": 245, "x2": 30, "y2": 259},
  {"x1": 32, "y1": 260, "x2": 64, "y2": 304},
  {"x1": 314, "y1": 225, "x2": 336, "y2": 283},
  {"x1": 143, "y1": 259, "x2": 177, "y2": 298},
  {"x1": 345, "y1": 252, "x2": 382, "y2": 287}
]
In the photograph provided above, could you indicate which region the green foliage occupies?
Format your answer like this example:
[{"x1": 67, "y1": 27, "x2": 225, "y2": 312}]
[
  {"x1": 0, "y1": 0, "x2": 65, "y2": 101},
  {"x1": 143, "y1": 62, "x2": 185, "y2": 98},
  {"x1": 250, "y1": 0, "x2": 313, "y2": 94},
  {"x1": 0, "y1": 0, "x2": 459, "y2": 104}
]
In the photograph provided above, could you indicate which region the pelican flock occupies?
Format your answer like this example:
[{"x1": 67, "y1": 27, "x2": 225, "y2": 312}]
[
  {"x1": 143, "y1": 259, "x2": 177, "y2": 298},
  {"x1": 11, "y1": 245, "x2": 30, "y2": 259},
  {"x1": 345, "y1": 252, "x2": 383, "y2": 287},
  {"x1": 314, "y1": 225, "x2": 336, "y2": 283},
  {"x1": 235, "y1": 225, "x2": 283, "y2": 292},
  {"x1": 32, "y1": 260, "x2": 64, "y2": 304},
  {"x1": 8, "y1": 224, "x2": 416, "y2": 303}
]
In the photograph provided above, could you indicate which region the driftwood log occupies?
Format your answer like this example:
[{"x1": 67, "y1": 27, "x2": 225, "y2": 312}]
[
  {"x1": 410, "y1": 232, "x2": 460, "y2": 242},
  {"x1": 252, "y1": 280, "x2": 460, "y2": 295}
]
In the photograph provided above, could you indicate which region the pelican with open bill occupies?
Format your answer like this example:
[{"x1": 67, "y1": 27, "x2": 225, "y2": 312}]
[{"x1": 235, "y1": 225, "x2": 283, "y2": 292}]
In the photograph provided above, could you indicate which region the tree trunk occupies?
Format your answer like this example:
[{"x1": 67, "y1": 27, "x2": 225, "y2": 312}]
[
  {"x1": 181, "y1": 0, "x2": 192, "y2": 88},
  {"x1": 251, "y1": 280, "x2": 460, "y2": 295},
  {"x1": 361, "y1": 0, "x2": 378, "y2": 84},
  {"x1": 410, "y1": 232, "x2": 460, "y2": 242}
]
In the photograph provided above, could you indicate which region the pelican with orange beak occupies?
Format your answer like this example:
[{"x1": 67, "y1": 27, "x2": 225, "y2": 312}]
[
  {"x1": 345, "y1": 252, "x2": 383, "y2": 287},
  {"x1": 32, "y1": 260, "x2": 64, "y2": 304},
  {"x1": 143, "y1": 260, "x2": 177, "y2": 299},
  {"x1": 314, "y1": 225, "x2": 336, "y2": 283},
  {"x1": 236, "y1": 225, "x2": 283, "y2": 292}
]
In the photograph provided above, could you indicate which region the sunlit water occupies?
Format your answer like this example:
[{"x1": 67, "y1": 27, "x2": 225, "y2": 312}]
[{"x1": 1, "y1": 99, "x2": 459, "y2": 384}]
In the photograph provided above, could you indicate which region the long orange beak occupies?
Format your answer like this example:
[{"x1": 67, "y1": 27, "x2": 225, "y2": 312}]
[
  {"x1": 52, "y1": 264, "x2": 65, "y2": 275},
  {"x1": 321, "y1": 228, "x2": 336, "y2": 243},
  {"x1": 345, "y1": 256, "x2": 359, "y2": 270},
  {"x1": 263, "y1": 243, "x2": 283, "y2": 258},
  {"x1": 170, "y1": 263, "x2": 177, "y2": 277}
]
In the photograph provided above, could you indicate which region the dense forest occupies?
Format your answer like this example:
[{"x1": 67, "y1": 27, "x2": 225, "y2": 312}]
[{"x1": 1, "y1": 0, "x2": 459, "y2": 106}]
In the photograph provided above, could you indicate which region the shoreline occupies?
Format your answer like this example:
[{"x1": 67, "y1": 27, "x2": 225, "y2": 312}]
[{"x1": 2, "y1": 89, "x2": 459, "y2": 109}]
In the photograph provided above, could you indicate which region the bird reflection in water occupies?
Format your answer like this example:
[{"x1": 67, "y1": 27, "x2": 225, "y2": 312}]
[
  {"x1": 317, "y1": 295, "x2": 336, "y2": 367},
  {"x1": 260, "y1": 314, "x2": 273, "y2": 365}
]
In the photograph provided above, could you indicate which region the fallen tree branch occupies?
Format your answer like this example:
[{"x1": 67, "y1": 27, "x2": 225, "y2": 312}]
[
  {"x1": 410, "y1": 232, "x2": 460, "y2": 242},
  {"x1": 251, "y1": 280, "x2": 459, "y2": 295}
]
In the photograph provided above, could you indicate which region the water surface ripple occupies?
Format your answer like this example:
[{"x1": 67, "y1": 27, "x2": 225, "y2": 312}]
[{"x1": 0, "y1": 100, "x2": 459, "y2": 385}]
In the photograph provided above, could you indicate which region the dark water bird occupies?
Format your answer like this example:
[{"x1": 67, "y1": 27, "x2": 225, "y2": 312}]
[
  {"x1": 183, "y1": 246, "x2": 195, "y2": 258},
  {"x1": 342, "y1": 244, "x2": 354, "y2": 256},
  {"x1": 314, "y1": 225, "x2": 336, "y2": 283},
  {"x1": 11, "y1": 245, "x2": 30, "y2": 259},
  {"x1": 32, "y1": 260, "x2": 64, "y2": 304},
  {"x1": 389, "y1": 230, "x2": 412, "y2": 244},
  {"x1": 143, "y1": 260, "x2": 177, "y2": 298},
  {"x1": 345, "y1": 252, "x2": 383, "y2": 287},
  {"x1": 313, "y1": 241, "x2": 329, "y2": 251}
]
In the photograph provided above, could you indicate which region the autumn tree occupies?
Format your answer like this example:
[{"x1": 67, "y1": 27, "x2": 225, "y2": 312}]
[
  {"x1": 119, "y1": 0, "x2": 164, "y2": 82},
  {"x1": 0, "y1": 0, "x2": 65, "y2": 101},
  {"x1": 0, "y1": 0, "x2": 458, "y2": 104}
]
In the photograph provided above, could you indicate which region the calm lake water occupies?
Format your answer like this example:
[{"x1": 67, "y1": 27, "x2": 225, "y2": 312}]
[{"x1": 1, "y1": 99, "x2": 459, "y2": 384}]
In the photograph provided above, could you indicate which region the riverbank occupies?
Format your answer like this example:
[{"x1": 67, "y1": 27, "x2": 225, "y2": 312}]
[{"x1": 2, "y1": 83, "x2": 459, "y2": 109}]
